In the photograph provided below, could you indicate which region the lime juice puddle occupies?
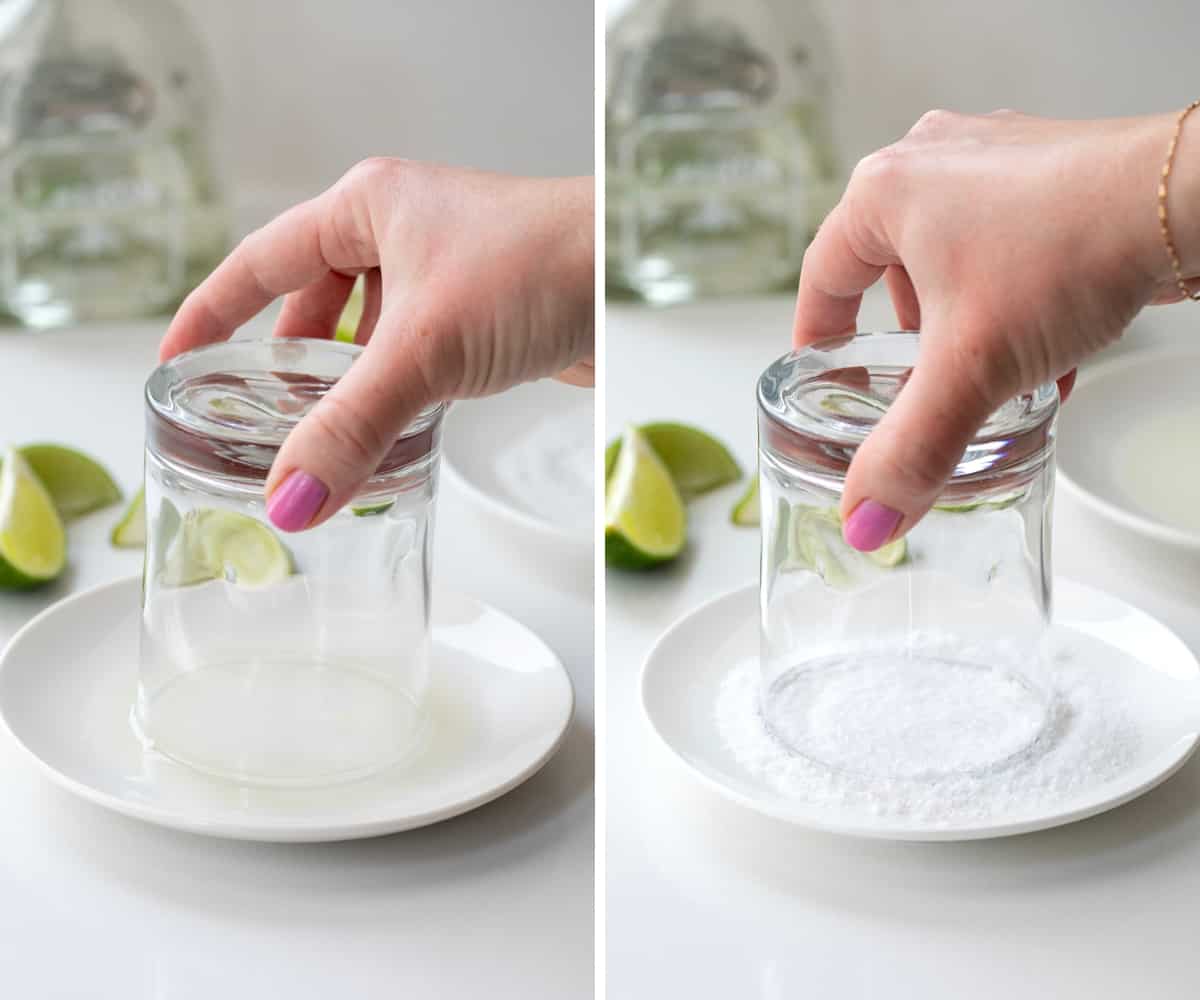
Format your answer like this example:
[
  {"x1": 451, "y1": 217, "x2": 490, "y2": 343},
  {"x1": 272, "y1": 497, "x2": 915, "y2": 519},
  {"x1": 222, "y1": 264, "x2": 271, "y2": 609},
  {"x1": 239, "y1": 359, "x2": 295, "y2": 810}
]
[
  {"x1": 135, "y1": 655, "x2": 425, "y2": 786},
  {"x1": 137, "y1": 576, "x2": 430, "y2": 786},
  {"x1": 1111, "y1": 404, "x2": 1200, "y2": 533}
]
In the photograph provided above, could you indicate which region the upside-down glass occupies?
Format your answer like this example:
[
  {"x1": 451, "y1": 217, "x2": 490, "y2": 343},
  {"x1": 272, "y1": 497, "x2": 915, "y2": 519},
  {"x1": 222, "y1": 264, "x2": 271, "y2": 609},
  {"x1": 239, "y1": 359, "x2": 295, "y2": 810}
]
[
  {"x1": 757, "y1": 332, "x2": 1059, "y2": 780},
  {"x1": 136, "y1": 339, "x2": 443, "y2": 786}
]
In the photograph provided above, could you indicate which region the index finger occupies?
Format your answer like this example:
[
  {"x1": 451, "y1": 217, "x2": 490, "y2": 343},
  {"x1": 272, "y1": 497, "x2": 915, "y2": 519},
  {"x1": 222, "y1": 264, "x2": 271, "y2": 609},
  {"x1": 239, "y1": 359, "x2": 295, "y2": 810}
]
[
  {"x1": 792, "y1": 201, "x2": 892, "y2": 349},
  {"x1": 160, "y1": 188, "x2": 377, "y2": 361}
]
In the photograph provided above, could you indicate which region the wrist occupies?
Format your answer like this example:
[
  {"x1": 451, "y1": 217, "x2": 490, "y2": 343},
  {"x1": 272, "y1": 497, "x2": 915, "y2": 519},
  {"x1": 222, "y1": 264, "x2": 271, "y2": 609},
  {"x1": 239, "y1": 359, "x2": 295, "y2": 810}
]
[
  {"x1": 1166, "y1": 106, "x2": 1200, "y2": 282},
  {"x1": 547, "y1": 176, "x2": 596, "y2": 322},
  {"x1": 1130, "y1": 110, "x2": 1200, "y2": 287}
]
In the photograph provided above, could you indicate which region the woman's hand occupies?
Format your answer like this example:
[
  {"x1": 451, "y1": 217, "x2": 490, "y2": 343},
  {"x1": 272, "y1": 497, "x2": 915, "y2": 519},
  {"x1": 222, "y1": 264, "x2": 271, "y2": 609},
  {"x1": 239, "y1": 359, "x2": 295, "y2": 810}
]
[
  {"x1": 794, "y1": 110, "x2": 1200, "y2": 550},
  {"x1": 161, "y1": 161, "x2": 593, "y2": 531}
]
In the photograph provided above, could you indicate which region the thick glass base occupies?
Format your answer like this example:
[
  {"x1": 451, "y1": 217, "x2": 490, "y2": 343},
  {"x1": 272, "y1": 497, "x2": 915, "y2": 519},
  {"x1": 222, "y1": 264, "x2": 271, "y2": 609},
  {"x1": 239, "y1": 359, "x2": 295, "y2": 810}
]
[
  {"x1": 133, "y1": 658, "x2": 427, "y2": 787},
  {"x1": 763, "y1": 653, "x2": 1052, "y2": 782}
]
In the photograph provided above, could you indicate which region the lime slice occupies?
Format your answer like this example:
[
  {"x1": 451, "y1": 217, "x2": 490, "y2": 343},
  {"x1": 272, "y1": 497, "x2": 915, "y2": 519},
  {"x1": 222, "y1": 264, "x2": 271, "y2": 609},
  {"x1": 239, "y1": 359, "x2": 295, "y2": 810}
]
[
  {"x1": 0, "y1": 447, "x2": 67, "y2": 589},
  {"x1": 162, "y1": 509, "x2": 291, "y2": 588},
  {"x1": 351, "y1": 500, "x2": 394, "y2": 517},
  {"x1": 110, "y1": 486, "x2": 146, "y2": 548},
  {"x1": 731, "y1": 476, "x2": 759, "y2": 526},
  {"x1": 18, "y1": 444, "x2": 121, "y2": 520},
  {"x1": 605, "y1": 422, "x2": 740, "y2": 499},
  {"x1": 334, "y1": 275, "x2": 365, "y2": 344},
  {"x1": 605, "y1": 425, "x2": 686, "y2": 569}
]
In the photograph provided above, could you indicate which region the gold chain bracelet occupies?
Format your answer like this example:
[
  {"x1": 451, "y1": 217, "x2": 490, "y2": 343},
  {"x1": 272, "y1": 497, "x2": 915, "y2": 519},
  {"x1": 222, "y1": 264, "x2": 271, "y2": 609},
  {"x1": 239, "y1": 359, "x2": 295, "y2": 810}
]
[{"x1": 1159, "y1": 99, "x2": 1200, "y2": 301}]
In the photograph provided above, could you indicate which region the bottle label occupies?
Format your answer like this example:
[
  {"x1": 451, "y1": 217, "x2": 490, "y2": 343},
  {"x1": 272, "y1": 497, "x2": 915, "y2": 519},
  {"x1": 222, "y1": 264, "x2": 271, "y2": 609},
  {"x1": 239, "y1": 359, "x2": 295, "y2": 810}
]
[{"x1": 0, "y1": 134, "x2": 188, "y2": 312}]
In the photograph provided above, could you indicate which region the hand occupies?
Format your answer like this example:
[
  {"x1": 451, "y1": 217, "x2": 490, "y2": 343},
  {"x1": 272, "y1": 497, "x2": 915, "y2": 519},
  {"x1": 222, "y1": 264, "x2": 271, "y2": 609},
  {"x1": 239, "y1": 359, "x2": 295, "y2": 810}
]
[
  {"x1": 161, "y1": 160, "x2": 594, "y2": 531},
  {"x1": 794, "y1": 109, "x2": 1200, "y2": 550}
]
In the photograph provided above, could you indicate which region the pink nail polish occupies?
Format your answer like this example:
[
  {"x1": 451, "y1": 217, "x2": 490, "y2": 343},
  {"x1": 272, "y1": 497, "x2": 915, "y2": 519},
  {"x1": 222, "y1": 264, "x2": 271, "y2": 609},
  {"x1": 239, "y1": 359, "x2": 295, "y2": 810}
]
[
  {"x1": 266, "y1": 471, "x2": 329, "y2": 532},
  {"x1": 843, "y1": 500, "x2": 902, "y2": 552}
]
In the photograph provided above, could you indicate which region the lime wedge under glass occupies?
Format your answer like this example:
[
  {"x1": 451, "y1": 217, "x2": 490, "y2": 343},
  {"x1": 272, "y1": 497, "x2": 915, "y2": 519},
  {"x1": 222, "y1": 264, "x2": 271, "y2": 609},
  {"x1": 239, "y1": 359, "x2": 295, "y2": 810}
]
[
  {"x1": 161, "y1": 508, "x2": 292, "y2": 588},
  {"x1": 784, "y1": 505, "x2": 907, "y2": 579},
  {"x1": 0, "y1": 447, "x2": 67, "y2": 589},
  {"x1": 116, "y1": 490, "x2": 290, "y2": 589},
  {"x1": 605, "y1": 425, "x2": 686, "y2": 569}
]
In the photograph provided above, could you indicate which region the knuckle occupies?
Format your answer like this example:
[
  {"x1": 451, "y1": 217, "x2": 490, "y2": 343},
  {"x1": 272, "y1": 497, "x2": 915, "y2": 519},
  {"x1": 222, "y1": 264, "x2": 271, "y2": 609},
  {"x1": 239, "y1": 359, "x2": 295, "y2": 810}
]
[
  {"x1": 341, "y1": 155, "x2": 400, "y2": 190},
  {"x1": 848, "y1": 145, "x2": 906, "y2": 191},
  {"x1": 908, "y1": 108, "x2": 956, "y2": 136}
]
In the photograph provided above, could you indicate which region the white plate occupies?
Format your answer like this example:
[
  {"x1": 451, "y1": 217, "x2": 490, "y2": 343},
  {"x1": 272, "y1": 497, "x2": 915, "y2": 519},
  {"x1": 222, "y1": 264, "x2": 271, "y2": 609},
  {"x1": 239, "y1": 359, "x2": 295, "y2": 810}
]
[
  {"x1": 641, "y1": 579, "x2": 1200, "y2": 841},
  {"x1": 0, "y1": 576, "x2": 573, "y2": 842},
  {"x1": 1058, "y1": 349, "x2": 1200, "y2": 550},
  {"x1": 441, "y1": 379, "x2": 593, "y2": 550}
]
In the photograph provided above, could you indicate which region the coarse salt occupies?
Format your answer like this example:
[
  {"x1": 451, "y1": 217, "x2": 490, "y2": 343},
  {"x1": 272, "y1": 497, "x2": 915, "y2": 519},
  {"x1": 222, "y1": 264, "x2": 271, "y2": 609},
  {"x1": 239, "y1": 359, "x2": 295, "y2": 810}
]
[{"x1": 717, "y1": 633, "x2": 1144, "y2": 825}]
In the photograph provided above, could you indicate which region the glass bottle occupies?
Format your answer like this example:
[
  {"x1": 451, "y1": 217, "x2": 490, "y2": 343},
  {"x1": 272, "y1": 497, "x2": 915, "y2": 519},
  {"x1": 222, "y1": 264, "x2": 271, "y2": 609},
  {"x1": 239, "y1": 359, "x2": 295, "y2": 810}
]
[
  {"x1": 757, "y1": 332, "x2": 1059, "y2": 781},
  {"x1": 606, "y1": 0, "x2": 839, "y2": 304},
  {"x1": 0, "y1": 0, "x2": 227, "y2": 327}
]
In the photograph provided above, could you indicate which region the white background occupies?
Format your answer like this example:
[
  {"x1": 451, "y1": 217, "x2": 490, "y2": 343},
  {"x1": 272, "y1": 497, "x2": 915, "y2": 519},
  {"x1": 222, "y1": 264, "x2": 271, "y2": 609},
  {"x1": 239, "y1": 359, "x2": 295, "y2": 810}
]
[
  {"x1": 815, "y1": 0, "x2": 1200, "y2": 160},
  {"x1": 182, "y1": 0, "x2": 594, "y2": 224}
]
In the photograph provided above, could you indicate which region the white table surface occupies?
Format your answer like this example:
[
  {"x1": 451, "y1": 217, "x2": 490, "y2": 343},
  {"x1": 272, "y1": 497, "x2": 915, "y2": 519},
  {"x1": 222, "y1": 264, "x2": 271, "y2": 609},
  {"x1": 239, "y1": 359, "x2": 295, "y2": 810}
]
[
  {"x1": 606, "y1": 287, "x2": 1200, "y2": 999},
  {"x1": 0, "y1": 315, "x2": 594, "y2": 999}
]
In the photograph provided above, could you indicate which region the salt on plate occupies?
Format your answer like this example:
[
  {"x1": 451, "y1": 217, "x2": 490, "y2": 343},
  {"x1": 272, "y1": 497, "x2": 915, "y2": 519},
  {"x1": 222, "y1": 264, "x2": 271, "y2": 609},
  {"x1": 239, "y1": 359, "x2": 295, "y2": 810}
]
[{"x1": 717, "y1": 631, "x2": 1151, "y2": 826}]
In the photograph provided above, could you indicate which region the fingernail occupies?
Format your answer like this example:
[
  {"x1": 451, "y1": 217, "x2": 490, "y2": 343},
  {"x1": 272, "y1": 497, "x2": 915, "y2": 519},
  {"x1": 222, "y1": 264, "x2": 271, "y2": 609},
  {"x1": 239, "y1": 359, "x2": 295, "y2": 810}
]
[
  {"x1": 266, "y1": 470, "x2": 329, "y2": 532},
  {"x1": 843, "y1": 500, "x2": 903, "y2": 552}
]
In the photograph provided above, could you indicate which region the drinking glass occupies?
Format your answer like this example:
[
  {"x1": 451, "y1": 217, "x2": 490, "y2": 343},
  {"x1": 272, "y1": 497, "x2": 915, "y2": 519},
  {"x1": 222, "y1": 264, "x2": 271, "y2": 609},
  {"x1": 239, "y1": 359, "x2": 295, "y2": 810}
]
[
  {"x1": 136, "y1": 339, "x2": 443, "y2": 786},
  {"x1": 757, "y1": 331, "x2": 1059, "y2": 781}
]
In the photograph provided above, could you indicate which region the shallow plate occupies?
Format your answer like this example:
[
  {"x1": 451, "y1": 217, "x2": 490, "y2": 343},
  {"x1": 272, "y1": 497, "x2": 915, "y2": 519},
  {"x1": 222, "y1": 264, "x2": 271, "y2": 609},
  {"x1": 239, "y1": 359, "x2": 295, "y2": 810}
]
[
  {"x1": 441, "y1": 379, "x2": 593, "y2": 549},
  {"x1": 0, "y1": 576, "x2": 573, "y2": 842},
  {"x1": 641, "y1": 579, "x2": 1200, "y2": 841},
  {"x1": 1058, "y1": 349, "x2": 1200, "y2": 550}
]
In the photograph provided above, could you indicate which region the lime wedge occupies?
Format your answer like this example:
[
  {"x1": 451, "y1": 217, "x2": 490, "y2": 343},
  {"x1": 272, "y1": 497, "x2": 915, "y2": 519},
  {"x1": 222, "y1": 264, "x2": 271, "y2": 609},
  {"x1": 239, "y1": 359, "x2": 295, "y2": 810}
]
[
  {"x1": 867, "y1": 535, "x2": 908, "y2": 568},
  {"x1": 334, "y1": 276, "x2": 365, "y2": 344},
  {"x1": 0, "y1": 447, "x2": 67, "y2": 589},
  {"x1": 782, "y1": 505, "x2": 907, "y2": 583},
  {"x1": 110, "y1": 487, "x2": 146, "y2": 548},
  {"x1": 731, "y1": 476, "x2": 759, "y2": 526},
  {"x1": 934, "y1": 493, "x2": 1023, "y2": 514},
  {"x1": 788, "y1": 507, "x2": 850, "y2": 584},
  {"x1": 194, "y1": 510, "x2": 292, "y2": 587},
  {"x1": 605, "y1": 425, "x2": 686, "y2": 569},
  {"x1": 605, "y1": 422, "x2": 740, "y2": 499},
  {"x1": 162, "y1": 509, "x2": 291, "y2": 588},
  {"x1": 18, "y1": 444, "x2": 121, "y2": 520}
]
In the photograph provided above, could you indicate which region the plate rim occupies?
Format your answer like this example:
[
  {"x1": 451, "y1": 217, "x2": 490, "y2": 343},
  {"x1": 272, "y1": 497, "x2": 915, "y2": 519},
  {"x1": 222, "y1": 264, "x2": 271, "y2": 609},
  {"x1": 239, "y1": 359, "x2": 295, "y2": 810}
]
[
  {"x1": 640, "y1": 578, "x2": 1200, "y2": 842},
  {"x1": 0, "y1": 574, "x2": 575, "y2": 842},
  {"x1": 1057, "y1": 347, "x2": 1200, "y2": 551},
  {"x1": 440, "y1": 385, "x2": 593, "y2": 552}
]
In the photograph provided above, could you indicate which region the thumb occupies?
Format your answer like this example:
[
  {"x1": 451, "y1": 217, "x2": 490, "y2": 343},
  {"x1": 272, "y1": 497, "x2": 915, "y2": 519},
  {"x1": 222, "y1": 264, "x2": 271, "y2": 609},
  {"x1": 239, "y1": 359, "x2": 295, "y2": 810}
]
[
  {"x1": 840, "y1": 329, "x2": 1006, "y2": 551},
  {"x1": 264, "y1": 312, "x2": 439, "y2": 532}
]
